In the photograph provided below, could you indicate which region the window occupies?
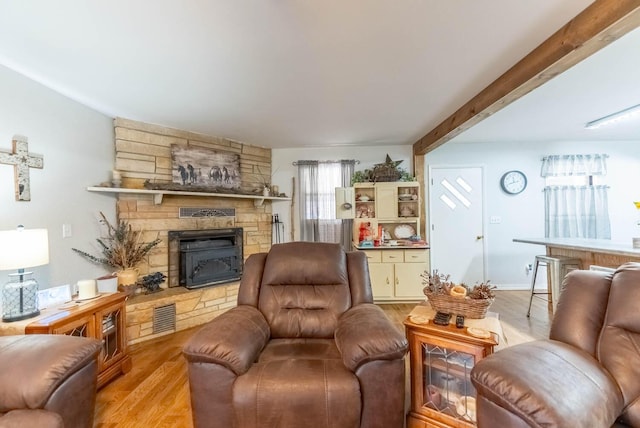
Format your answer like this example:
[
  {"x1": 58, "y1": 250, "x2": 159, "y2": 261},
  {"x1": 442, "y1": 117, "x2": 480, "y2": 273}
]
[
  {"x1": 297, "y1": 160, "x2": 355, "y2": 249},
  {"x1": 541, "y1": 154, "x2": 610, "y2": 239}
]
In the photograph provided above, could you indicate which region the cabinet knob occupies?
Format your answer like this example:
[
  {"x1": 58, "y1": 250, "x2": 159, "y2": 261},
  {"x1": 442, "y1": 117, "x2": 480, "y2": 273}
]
[
  {"x1": 476, "y1": 235, "x2": 484, "y2": 240},
  {"x1": 386, "y1": 277, "x2": 390, "y2": 285}
]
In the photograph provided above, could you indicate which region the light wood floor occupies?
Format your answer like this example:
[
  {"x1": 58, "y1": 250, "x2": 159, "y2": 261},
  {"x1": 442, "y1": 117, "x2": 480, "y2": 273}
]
[{"x1": 95, "y1": 290, "x2": 551, "y2": 427}]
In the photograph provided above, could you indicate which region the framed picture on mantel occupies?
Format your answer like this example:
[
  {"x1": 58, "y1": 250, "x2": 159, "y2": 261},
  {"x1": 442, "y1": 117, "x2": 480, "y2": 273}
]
[{"x1": 171, "y1": 145, "x2": 240, "y2": 190}]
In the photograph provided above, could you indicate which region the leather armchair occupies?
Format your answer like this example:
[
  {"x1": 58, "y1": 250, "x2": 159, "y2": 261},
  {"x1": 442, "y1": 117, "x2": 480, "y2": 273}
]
[
  {"x1": 183, "y1": 242, "x2": 409, "y2": 428},
  {"x1": 0, "y1": 334, "x2": 102, "y2": 428},
  {"x1": 471, "y1": 262, "x2": 640, "y2": 428}
]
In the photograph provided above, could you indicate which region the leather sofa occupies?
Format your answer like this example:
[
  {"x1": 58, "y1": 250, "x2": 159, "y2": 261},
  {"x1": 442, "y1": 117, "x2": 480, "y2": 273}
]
[
  {"x1": 183, "y1": 242, "x2": 409, "y2": 428},
  {"x1": 0, "y1": 334, "x2": 102, "y2": 428},
  {"x1": 471, "y1": 262, "x2": 640, "y2": 428}
]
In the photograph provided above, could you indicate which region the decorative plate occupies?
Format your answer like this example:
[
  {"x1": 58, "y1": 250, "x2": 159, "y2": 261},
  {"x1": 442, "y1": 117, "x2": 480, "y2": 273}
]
[
  {"x1": 467, "y1": 327, "x2": 491, "y2": 339},
  {"x1": 394, "y1": 224, "x2": 416, "y2": 239},
  {"x1": 409, "y1": 315, "x2": 429, "y2": 324},
  {"x1": 75, "y1": 293, "x2": 102, "y2": 302}
]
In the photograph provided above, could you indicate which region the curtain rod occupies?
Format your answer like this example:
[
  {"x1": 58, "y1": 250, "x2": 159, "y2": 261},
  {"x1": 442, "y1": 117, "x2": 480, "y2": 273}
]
[{"x1": 292, "y1": 159, "x2": 360, "y2": 166}]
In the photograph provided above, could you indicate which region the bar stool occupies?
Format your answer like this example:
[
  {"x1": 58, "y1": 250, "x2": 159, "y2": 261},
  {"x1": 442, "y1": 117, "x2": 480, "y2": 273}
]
[{"x1": 526, "y1": 255, "x2": 581, "y2": 317}]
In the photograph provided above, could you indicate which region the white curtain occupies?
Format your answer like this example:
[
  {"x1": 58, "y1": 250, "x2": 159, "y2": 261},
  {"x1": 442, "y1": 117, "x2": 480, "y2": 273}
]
[
  {"x1": 544, "y1": 185, "x2": 611, "y2": 239},
  {"x1": 541, "y1": 153, "x2": 610, "y2": 239},
  {"x1": 298, "y1": 160, "x2": 355, "y2": 250},
  {"x1": 540, "y1": 154, "x2": 608, "y2": 177}
]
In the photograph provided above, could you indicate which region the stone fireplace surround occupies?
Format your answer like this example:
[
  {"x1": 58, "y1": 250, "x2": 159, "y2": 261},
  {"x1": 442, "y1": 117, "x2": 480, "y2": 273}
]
[{"x1": 112, "y1": 118, "x2": 274, "y2": 344}]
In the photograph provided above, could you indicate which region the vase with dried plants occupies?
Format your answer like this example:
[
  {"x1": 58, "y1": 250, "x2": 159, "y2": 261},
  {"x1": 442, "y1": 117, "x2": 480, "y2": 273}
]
[
  {"x1": 421, "y1": 270, "x2": 496, "y2": 319},
  {"x1": 72, "y1": 212, "x2": 161, "y2": 291}
]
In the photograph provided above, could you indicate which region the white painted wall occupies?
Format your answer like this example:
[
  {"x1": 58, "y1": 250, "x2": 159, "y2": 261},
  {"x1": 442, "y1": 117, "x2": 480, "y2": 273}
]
[
  {"x1": 426, "y1": 140, "x2": 640, "y2": 289},
  {"x1": 4, "y1": 59, "x2": 638, "y2": 295},
  {"x1": 0, "y1": 65, "x2": 115, "y2": 290},
  {"x1": 271, "y1": 146, "x2": 413, "y2": 242}
]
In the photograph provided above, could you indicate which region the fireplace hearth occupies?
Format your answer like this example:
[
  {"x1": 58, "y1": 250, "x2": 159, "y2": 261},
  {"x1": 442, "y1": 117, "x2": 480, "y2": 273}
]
[{"x1": 168, "y1": 228, "x2": 243, "y2": 289}]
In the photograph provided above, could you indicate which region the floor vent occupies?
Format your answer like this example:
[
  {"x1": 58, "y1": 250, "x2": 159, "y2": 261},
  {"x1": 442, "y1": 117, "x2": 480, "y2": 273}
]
[
  {"x1": 179, "y1": 207, "x2": 235, "y2": 218},
  {"x1": 153, "y1": 303, "x2": 176, "y2": 334}
]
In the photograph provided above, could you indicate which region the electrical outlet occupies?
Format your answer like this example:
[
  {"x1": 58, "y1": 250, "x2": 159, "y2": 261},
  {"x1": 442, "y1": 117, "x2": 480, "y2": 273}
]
[
  {"x1": 489, "y1": 216, "x2": 502, "y2": 224},
  {"x1": 62, "y1": 223, "x2": 72, "y2": 238}
]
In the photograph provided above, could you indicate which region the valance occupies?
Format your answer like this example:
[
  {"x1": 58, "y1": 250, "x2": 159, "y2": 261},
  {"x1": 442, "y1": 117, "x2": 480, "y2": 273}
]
[{"x1": 540, "y1": 154, "x2": 608, "y2": 177}]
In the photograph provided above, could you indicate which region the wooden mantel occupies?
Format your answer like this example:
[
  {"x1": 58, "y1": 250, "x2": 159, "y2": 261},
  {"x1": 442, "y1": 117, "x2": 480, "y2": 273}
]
[
  {"x1": 87, "y1": 186, "x2": 291, "y2": 206},
  {"x1": 413, "y1": 0, "x2": 640, "y2": 156}
]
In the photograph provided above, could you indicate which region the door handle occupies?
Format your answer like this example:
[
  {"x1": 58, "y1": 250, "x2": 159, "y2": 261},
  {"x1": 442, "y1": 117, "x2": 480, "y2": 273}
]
[{"x1": 476, "y1": 235, "x2": 484, "y2": 240}]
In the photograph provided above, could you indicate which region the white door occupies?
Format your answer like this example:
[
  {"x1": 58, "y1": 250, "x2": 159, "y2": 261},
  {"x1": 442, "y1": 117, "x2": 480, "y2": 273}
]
[{"x1": 429, "y1": 167, "x2": 485, "y2": 285}]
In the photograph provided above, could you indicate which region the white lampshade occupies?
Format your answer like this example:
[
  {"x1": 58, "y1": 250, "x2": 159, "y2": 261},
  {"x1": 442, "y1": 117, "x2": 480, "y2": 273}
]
[{"x1": 0, "y1": 227, "x2": 50, "y2": 271}]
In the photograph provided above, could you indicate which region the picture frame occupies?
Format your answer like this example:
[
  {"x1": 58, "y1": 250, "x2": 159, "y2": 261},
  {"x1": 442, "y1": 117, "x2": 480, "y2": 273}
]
[{"x1": 171, "y1": 145, "x2": 241, "y2": 190}]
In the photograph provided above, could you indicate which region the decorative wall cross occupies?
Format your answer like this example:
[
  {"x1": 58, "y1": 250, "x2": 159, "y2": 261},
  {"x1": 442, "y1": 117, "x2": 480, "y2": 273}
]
[{"x1": 0, "y1": 135, "x2": 44, "y2": 201}]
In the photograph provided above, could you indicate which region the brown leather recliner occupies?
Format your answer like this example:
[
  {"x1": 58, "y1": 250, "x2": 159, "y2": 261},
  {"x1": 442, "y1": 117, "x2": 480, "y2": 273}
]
[
  {"x1": 0, "y1": 334, "x2": 102, "y2": 428},
  {"x1": 471, "y1": 262, "x2": 640, "y2": 428},
  {"x1": 183, "y1": 242, "x2": 409, "y2": 428}
]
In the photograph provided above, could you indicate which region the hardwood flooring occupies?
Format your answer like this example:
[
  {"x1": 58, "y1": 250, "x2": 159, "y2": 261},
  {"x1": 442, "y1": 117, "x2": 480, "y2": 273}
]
[{"x1": 94, "y1": 290, "x2": 550, "y2": 427}]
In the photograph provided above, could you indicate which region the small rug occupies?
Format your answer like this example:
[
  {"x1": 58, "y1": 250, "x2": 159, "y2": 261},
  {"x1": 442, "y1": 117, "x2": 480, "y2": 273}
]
[{"x1": 499, "y1": 320, "x2": 536, "y2": 350}]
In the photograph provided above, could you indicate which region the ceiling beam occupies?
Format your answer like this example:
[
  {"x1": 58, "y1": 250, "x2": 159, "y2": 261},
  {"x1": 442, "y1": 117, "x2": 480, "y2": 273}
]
[{"x1": 413, "y1": 0, "x2": 640, "y2": 156}]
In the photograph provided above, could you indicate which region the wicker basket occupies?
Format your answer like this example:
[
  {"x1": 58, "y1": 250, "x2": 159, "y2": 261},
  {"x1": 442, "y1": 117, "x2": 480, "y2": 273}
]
[
  {"x1": 372, "y1": 165, "x2": 401, "y2": 182},
  {"x1": 424, "y1": 291, "x2": 493, "y2": 319}
]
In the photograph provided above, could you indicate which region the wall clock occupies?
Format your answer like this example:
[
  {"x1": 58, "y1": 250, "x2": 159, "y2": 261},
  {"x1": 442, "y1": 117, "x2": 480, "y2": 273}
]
[{"x1": 500, "y1": 170, "x2": 527, "y2": 195}]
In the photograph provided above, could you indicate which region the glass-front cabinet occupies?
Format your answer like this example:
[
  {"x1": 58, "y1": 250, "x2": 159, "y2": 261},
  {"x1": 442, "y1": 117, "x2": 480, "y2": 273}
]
[
  {"x1": 25, "y1": 292, "x2": 131, "y2": 388},
  {"x1": 96, "y1": 299, "x2": 127, "y2": 377},
  {"x1": 405, "y1": 318, "x2": 497, "y2": 428}
]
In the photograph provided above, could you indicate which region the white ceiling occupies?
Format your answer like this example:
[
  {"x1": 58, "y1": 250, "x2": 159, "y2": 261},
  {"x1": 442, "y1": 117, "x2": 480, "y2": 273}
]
[
  {"x1": 1, "y1": 0, "x2": 618, "y2": 150},
  {"x1": 451, "y1": 25, "x2": 640, "y2": 144}
]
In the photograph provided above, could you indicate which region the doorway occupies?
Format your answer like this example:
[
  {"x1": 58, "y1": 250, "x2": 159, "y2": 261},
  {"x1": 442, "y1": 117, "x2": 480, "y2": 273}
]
[{"x1": 428, "y1": 166, "x2": 485, "y2": 285}]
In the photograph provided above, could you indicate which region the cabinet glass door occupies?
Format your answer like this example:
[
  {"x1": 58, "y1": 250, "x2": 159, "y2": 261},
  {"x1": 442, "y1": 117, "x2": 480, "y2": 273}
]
[
  {"x1": 422, "y1": 343, "x2": 476, "y2": 423},
  {"x1": 54, "y1": 317, "x2": 94, "y2": 338},
  {"x1": 99, "y1": 306, "x2": 124, "y2": 369}
]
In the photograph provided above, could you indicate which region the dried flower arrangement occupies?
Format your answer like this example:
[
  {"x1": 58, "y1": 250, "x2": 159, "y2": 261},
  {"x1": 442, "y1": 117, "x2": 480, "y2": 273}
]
[
  {"x1": 421, "y1": 270, "x2": 496, "y2": 318},
  {"x1": 72, "y1": 212, "x2": 161, "y2": 270}
]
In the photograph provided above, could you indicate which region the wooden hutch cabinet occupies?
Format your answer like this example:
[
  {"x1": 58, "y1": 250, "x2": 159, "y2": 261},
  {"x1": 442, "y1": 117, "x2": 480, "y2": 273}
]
[
  {"x1": 404, "y1": 315, "x2": 498, "y2": 428},
  {"x1": 336, "y1": 181, "x2": 429, "y2": 301},
  {"x1": 26, "y1": 292, "x2": 131, "y2": 388}
]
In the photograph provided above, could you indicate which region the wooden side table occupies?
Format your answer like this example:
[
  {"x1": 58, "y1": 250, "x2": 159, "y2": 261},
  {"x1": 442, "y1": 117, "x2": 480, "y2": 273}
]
[
  {"x1": 404, "y1": 305, "x2": 500, "y2": 428},
  {"x1": 25, "y1": 292, "x2": 132, "y2": 388}
]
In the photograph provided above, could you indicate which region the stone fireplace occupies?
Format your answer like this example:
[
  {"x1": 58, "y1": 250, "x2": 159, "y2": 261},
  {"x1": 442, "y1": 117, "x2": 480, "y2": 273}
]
[
  {"x1": 168, "y1": 228, "x2": 243, "y2": 289},
  {"x1": 110, "y1": 117, "x2": 275, "y2": 344}
]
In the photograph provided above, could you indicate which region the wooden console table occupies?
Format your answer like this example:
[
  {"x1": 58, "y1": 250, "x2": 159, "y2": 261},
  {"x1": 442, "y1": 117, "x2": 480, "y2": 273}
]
[{"x1": 23, "y1": 292, "x2": 131, "y2": 388}]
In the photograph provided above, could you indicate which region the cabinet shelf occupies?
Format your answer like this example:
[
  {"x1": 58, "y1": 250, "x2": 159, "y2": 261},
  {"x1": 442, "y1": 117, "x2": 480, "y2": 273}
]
[{"x1": 87, "y1": 186, "x2": 292, "y2": 206}]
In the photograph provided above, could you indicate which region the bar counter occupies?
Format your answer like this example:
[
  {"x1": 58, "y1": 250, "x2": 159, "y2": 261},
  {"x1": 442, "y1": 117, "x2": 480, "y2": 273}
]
[{"x1": 514, "y1": 237, "x2": 640, "y2": 268}]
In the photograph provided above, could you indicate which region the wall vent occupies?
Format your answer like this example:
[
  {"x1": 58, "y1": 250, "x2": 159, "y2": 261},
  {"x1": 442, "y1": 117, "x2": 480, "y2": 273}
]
[
  {"x1": 179, "y1": 207, "x2": 235, "y2": 218},
  {"x1": 153, "y1": 303, "x2": 176, "y2": 334}
]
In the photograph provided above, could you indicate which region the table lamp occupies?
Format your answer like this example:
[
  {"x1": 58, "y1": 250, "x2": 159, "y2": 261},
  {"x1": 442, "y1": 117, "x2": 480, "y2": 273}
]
[{"x1": 0, "y1": 226, "x2": 49, "y2": 322}]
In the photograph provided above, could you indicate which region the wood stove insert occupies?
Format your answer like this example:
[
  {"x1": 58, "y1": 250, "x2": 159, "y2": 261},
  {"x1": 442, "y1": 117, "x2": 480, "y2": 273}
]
[{"x1": 168, "y1": 228, "x2": 243, "y2": 289}]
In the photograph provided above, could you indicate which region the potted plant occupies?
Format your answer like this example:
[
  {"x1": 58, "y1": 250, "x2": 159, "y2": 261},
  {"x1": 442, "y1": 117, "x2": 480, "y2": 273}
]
[{"x1": 72, "y1": 212, "x2": 161, "y2": 289}]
